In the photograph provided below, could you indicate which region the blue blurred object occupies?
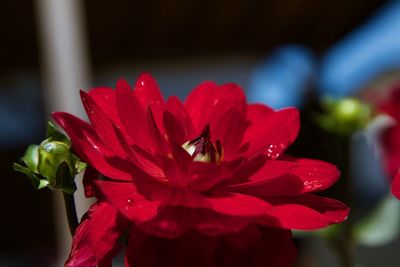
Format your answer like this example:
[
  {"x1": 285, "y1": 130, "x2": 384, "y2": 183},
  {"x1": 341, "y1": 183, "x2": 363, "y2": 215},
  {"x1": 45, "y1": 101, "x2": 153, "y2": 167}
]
[
  {"x1": 319, "y1": 1, "x2": 400, "y2": 97},
  {"x1": 0, "y1": 72, "x2": 43, "y2": 148},
  {"x1": 247, "y1": 45, "x2": 316, "y2": 109}
]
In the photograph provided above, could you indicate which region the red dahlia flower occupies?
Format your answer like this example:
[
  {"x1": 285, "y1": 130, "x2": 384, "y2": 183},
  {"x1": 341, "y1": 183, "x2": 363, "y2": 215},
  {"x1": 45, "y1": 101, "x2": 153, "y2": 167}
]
[
  {"x1": 378, "y1": 82, "x2": 400, "y2": 199},
  {"x1": 53, "y1": 74, "x2": 349, "y2": 266}
]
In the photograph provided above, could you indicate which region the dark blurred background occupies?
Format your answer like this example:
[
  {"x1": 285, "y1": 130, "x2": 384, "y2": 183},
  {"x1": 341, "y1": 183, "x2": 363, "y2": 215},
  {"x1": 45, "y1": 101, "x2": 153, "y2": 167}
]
[{"x1": 0, "y1": 0, "x2": 392, "y2": 266}]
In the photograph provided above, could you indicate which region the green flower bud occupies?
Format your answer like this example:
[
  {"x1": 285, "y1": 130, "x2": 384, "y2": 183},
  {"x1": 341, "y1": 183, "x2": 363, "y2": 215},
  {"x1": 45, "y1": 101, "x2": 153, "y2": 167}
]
[
  {"x1": 316, "y1": 97, "x2": 372, "y2": 136},
  {"x1": 13, "y1": 121, "x2": 86, "y2": 194},
  {"x1": 38, "y1": 139, "x2": 73, "y2": 186}
]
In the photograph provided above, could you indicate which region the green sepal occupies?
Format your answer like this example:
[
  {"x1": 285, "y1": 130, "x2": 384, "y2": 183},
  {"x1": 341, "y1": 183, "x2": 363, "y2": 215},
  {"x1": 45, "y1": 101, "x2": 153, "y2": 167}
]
[
  {"x1": 73, "y1": 154, "x2": 87, "y2": 173},
  {"x1": 55, "y1": 161, "x2": 77, "y2": 194},
  {"x1": 46, "y1": 121, "x2": 70, "y2": 144},
  {"x1": 38, "y1": 139, "x2": 73, "y2": 186},
  {"x1": 22, "y1": 145, "x2": 39, "y2": 173},
  {"x1": 13, "y1": 163, "x2": 49, "y2": 190}
]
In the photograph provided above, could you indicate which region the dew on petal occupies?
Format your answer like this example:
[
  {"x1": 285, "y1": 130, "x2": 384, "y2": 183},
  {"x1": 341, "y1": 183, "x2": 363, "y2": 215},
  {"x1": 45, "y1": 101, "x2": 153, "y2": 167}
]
[
  {"x1": 126, "y1": 198, "x2": 135, "y2": 209},
  {"x1": 303, "y1": 169, "x2": 323, "y2": 191},
  {"x1": 265, "y1": 143, "x2": 285, "y2": 160}
]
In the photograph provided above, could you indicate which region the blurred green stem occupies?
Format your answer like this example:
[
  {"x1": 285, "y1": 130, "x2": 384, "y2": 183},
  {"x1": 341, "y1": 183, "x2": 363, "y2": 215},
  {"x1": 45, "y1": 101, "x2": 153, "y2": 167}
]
[
  {"x1": 330, "y1": 136, "x2": 355, "y2": 267},
  {"x1": 63, "y1": 192, "x2": 78, "y2": 236}
]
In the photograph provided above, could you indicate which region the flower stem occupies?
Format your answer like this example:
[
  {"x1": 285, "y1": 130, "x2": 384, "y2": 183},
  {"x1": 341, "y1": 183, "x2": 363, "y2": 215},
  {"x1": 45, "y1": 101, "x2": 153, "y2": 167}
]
[
  {"x1": 63, "y1": 192, "x2": 78, "y2": 236},
  {"x1": 330, "y1": 136, "x2": 355, "y2": 267}
]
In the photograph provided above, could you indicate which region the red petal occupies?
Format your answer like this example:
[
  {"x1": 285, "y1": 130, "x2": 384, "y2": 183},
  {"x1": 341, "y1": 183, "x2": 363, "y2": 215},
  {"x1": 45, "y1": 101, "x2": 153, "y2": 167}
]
[
  {"x1": 267, "y1": 194, "x2": 349, "y2": 230},
  {"x1": 222, "y1": 155, "x2": 266, "y2": 185},
  {"x1": 184, "y1": 81, "x2": 218, "y2": 131},
  {"x1": 230, "y1": 175, "x2": 304, "y2": 197},
  {"x1": 221, "y1": 226, "x2": 297, "y2": 267},
  {"x1": 80, "y1": 90, "x2": 126, "y2": 156},
  {"x1": 65, "y1": 202, "x2": 129, "y2": 267},
  {"x1": 391, "y1": 172, "x2": 400, "y2": 199},
  {"x1": 212, "y1": 107, "x2": 248, "y2": 159},
  {"x1": 205, "y1": 192, "x2": 274, "y2": 218},
  {"x1": 134, "y1": 73, "x2": 164, "y2": 104},
  {"x1": 87, "y1": 87, "x2": 119, "y2": 125},
  {"x1": 166, "y1": 96, "x2": 195, "y2": 140},
  {"x1": 149, "y1": 189, "x2": 275, "y2": 220},
  {"x1": 188, "y1": 162, "x2": 232, "y2": 192},
  {"x1": 150, "y1": 187, "x2": 208, "y2": 210},
  {"x1": 94, "y1": 180, "x2": 160, "y2": 222},
  {"x1": 224, "y1": 159, "x2": 295, "y2": 188},
  {"x1": 146, "y1": 107, "x2": 169, "y2": 154},
  {"x1": 125, "y1": 223, "x2": 219, "y2": 264},
  {"x1": 245, "y1": 103, "x2": 273, "y2": 125},
  {"x1": 381, "y1": 125, "x2": 400, "y2": 177},
  {"x1": 115, "y1": 79, "x2": 152, "y2": 148},
  {"x1": 159, "y1": 157, "x2": 189, "y2": 186},
  {"x1": 242, "y1": 106, "x2": 300, "y2": 159},
  {"x1": 130, "y1": 144, "x2": 167, "y2": 180},
  {"x1": 185, "y1": 82, "x2": 246, "y2": 136},
  {"x1": 126, "y1": 223, "x2": 296, "y2": 267},
  {"x1": 52, "y1": 112, "x2": 132, "y2": 181},
  {"x1": 134, "y1": 73, "x2": 166, "y2": 129},
  {"x1": 163, "y1": 111, "x2": 189, "y2": 145},
  {"x1": 82, "y1": 166, "x2": 98, "y2": 198},
  {"x1": 139, "y1": 206, "x2": 249, "y2": 239},
  {"x1": 246, "y1": 160, "x2": 297, "y2": 182},
  {"x1": 292, "y1": 158, "x2": 340, "y2": 193}
]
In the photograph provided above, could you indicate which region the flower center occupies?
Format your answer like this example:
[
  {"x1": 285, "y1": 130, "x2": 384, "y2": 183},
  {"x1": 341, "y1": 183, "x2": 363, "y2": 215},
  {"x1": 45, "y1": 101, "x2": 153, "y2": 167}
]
[{"x1": 182, "y1": 124, "x2": 222, "y2": 163}]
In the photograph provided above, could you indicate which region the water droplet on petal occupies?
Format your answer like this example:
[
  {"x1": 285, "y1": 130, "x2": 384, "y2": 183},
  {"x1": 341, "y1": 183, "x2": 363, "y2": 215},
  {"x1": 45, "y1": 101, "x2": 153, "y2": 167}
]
[
  {"x1": 265, "y1": 144, "x2": 285, "y2": 159},
  {"x1": 126, "y1": 198, "x2": 134, "y2": 209}
]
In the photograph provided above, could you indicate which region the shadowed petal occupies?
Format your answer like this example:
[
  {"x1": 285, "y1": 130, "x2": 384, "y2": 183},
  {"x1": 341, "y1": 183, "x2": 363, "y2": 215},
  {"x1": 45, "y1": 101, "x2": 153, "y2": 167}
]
[
  {"x1": 115, "y1": 79, "x2": 153, "y2": 148},
  {"x1": 147, "y1": 107, "x2": 169, "y2": 154},
  {"x1": 94, "y1": 180, "x2": 161, "y2": 222},
  {"x1": 125, "y1": 223, "x2": 295, "y2": 267},
  {"x1": 138, "y1": 206, "x2": 249, "y2": 239},
  {"x1": 82, "y1": 166, "x2": 98, "y2": 198},
  {"x1": 212, "y1": 108, "x2": 248, "y2": 159},
  {"x1": 391, "y1": 172, "x2": 400, "y2": 199},
  {"x1": 229, "y1": 175, "x2": 304, "y2": 197},
  {"x1": 52, "y1": 112, "x2": 132, "y2": 181},
  {"x1": 223, "y1": 158, "x2": 295, "y2": 187},
  {"x1": 220, "y1": 225, "x2": 296, "y2": 267},
  {"x1": 188, "y1": 162, "x2": 232, "y2": 192},
  {"x1": 266, "y1": 194, "x2": 349, "y2": 230},
  {"x1": 65, "y1": 202, "x2": 129, "y2": 267},
  {"x1": 166, "y1": 96, "x2": 195, "y2": 140},
  {"x1": 80, "y1": 90, "x2": 126, "y2": 156},
  {"x1": 163, "y1": 111, "x2": 189, "y2": 145}
]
